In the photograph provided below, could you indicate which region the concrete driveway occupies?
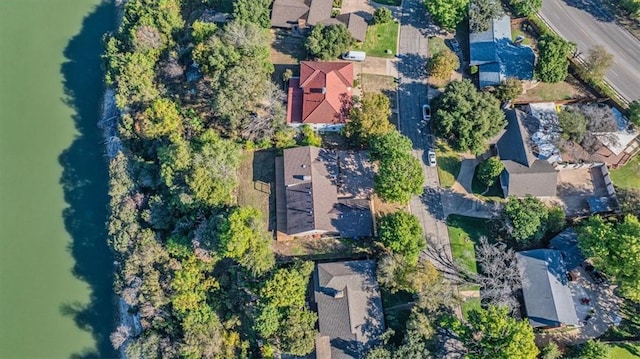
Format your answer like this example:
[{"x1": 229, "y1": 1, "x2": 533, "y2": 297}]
[
  {"x1": 340, "y1": 0, "x2": 402, "y2": 21},
  {"x1": 352, "y1": 56, "x2": 399, "y2": 77},
  {"x1": 539, "y1": 0, "x2": 640, "y2": 102}
]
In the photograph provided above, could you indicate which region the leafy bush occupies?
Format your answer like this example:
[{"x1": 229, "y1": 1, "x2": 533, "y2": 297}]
[{"x1": 372, "y1": 8, "x2": 393, "y2": 24}]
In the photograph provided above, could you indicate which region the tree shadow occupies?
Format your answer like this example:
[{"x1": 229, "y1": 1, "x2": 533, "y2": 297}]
[
  {"x1": 59, "y1": 1, "x2": 117, "y2": 358},
  {"x1": 559, "y1": 0, "x2": 615, "y2": 22}
]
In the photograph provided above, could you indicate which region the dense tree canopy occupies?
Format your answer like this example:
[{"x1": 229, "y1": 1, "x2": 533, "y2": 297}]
[
  {"x1": 476, "y1": 157, "x2": 504, "y2": 187},
  {"x1": 373, "y1": 7, "x2": 393, "y2": 24},
  {"x1": 576, "y1": 339, "x2": 610, "y2": 359},
  {"x1": 369, "y1": 130, "x2": 413, "y2": 162},
  {"x1": 508, "y1": 0, "x2": 543, "y2": 16},
  {"x1": 233, "y1": 0, "x2": 273, "y2": 28},
  {"x1": 425, "y1": 0, "x2": 469, "y2": 30},
  {"x1": 345, "y1": 93, "x2": 394, "y2": 145},
  {"x1": 375, "y1": 152, "x2": 424, "y2": 204},
  {"x1": 305, "y1": 24, "x2": 354, "y2": 60},
  {"x1": 432, "y1": 80, "x2": 506, "y2": 153},
  {"x1": 503, "y1": 195, "x2": 560, "y2": 244},
  {"x1": 377, "y1": 211, "x2": 426, "y2": 264},
  {"x1": 469, "y1": 0, "x2": 504, "y2": 32},
  {"x1": 559, "y1": 107, "x2": 588, "y2": 143},
  {"x1": 581, "y1": 45, "x2": 614, "y2": 82},
  {"x1": 578, "y1": 215, "x2": 640, "y2": 301},
  {"x1": 427, "y1": 49, "x2": 460, "y2": 80},
  {"x1": 377, "y1": 253, "x2": 439, "y2": 293},
  {"x1": 535, "y1": 34, "x2": 575, "y2": 83},
  {"x1": 217, "y1": 207, "x2": 275, "y2": 275},
  {"x1": 452, "y1": 306, "x2": 539, "y2": 359},
  {"x1": 495, "y1": 78, "x2": 522, "y2": 102},
  {"x1": 255, "y1": 261, "x2": 317, "y2": 355}
]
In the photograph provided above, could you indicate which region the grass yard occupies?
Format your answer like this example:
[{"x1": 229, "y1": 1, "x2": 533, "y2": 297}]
[
  {"x1": 360, "y1": 22, "x2": 399, "y2": 58},
  {"x1": 611, "y1": 155, "x2": 640, "y2": 189},
  {"x1": 511, "y1": 24, "x2": 534, "y2": 46},
  {"x1": 519, "y1": 74, "x2": 594, "y2": 102},
  {"x1": 461, "y1": 297, "x2": 482, "y2": 320},
  {"x1": 610, "y1": 343, "x2": 640, "y2": 359},
  {"x1": 446, "y1": 214, "x2": 497, "y2": 286},
  {"x1": 271, "y1": 236, "x2": 373, "y2": 259},
  {"x1": 435, "y1": 141, "x2": 462, "y2": 188},
  {"x1": 237, "y1": 150, "x2": 276, "y2": 230}
]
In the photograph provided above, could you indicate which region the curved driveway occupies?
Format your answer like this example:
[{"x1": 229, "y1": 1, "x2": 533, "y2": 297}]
[{"x1": 540, "y1": 0, "x2": 640, "y2": 102}]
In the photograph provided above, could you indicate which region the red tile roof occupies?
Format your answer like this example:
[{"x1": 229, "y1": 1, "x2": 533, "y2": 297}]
[{"x1": 287, "y1": 61, "x2": 353, "y2": 125}]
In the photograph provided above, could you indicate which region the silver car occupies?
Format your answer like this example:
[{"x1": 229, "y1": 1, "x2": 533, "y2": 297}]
[{"x1": 427, "y1": 150, "x2": 437, "y2": 167}]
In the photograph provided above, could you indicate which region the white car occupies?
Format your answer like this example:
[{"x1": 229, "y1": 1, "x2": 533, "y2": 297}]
[
  {"x1": 422, "y1": 104, "x2": 431, "y2": 122},
  {"x1": 427, "y1": 150, "x2": 437, "y2": 167}
]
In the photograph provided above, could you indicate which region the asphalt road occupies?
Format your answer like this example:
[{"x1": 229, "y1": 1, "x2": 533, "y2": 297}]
[
  {"x1": 539, "y1": 0, "x2": 640, "y2": 102},
  {"x1": 396, "y1": 0, "x2": 455, "y2": 270}
]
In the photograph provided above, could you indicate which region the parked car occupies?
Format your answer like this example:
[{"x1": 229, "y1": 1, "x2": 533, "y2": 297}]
[
  {"x1": 447, "y1": 38, "x2": 461, "y2": 54},
  {"x1": 427, "y1": 150, "x2": 437, "y2": 167},
  {"x1": 422, "y1": 104, "x2": 431, "y2": 122}
]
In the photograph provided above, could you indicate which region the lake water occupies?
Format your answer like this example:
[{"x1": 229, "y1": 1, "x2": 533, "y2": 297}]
[{"x1": 0, "y1": 0, "x2": 116, "y2": 357}]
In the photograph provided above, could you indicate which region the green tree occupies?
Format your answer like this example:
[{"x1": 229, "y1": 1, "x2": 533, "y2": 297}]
[
  {"x1": 345, "y1": 93, "x2": 394, "y2": 145},
  {"x1": 274, "y1": 127, "x2": 297, "y2": 149},
  {"x1": 452, "y1": 306, "x2": 539, "y2": 359},
  {"x1": 427, "y1": 49, "x2": 460, "y2": 80},
  {"x1": 503, "y1": 195, "x2": 550, "y2": 243},
  {"x1": 369, "y1": 131, "x2": 413, "y2": 162},
  {"x1": 217, "y1": 207, "x2": 275, "y2": 275},
  {"x1": 547, "y1": 206, "x2": 566, "y2": 234},
  {"x1": 256, "y1": 261, "x2": 317, "y2": 355},
  {"x1": 425, "y1": 0, "x2": 469, "y2": 30},
  {"x1": 581, "y1": 45, "x2": 614, "y2": 82},
  {"x1": 306, "y1": 23, "x2": 355, "y2": 60},
  {"x1": 540, "y1": 342, "x2": 562, "y2": 359},
  {"x1": 375, "y1": 152, "x2": 424, "y2": 204},
  {"x1": 233, "y1": 0, "x2": 273, "y2": 28},
  {"x1": 377, "y1": 253, "x2": 439, "y2": 293},
  {"x1": 433, "y1": 79, "x2": 506, "y2": 153},
  {"x1": 559, "y1": 107, "x2": 588, "y2": 143},
  {"x1": 495, "y1": 77, "x2": 522, "y2": 102},
  {"x1": 578, "y1": 215, "x2": 640, "y2": 301},
  {"x1": 377, "y1": 211, "x2": 425, "y2": 264},
  {"x1": 628, "y1": 100, "x2": 640, "y2": 127},
  {"x1": 299, "y1": 124, "x2": 322, "y2": 147},
  {"x1": 186, "y1": 130, "x2": 241, "y2": 207},
  {"x1": 191, "y1": 20, "x2": 217, "y2": 43},
  {"x1": 373, "y1": 8, "x2": 393, "y2": 24},
  {"x1": 476, "y1": 157, "x2": 504, "y2": 187},
  {"x1": 469, "y1": 0, "x2": 504, "y2": 32},
  {"x1": 536, "y1": 34, "x2": 575, "y2": 83},
  {"x1": 138, "y1": 98, "x2": 183, "y2": 140},
  {"x1": 578, "y1": 339, "x2": 610, "y2": 359},
  {"x1": 508, "y1": 0, "x2": 542, "y2": 16}
]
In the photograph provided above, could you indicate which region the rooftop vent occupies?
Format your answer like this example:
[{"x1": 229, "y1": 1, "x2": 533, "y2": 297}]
[
  {"x1": 333, "y1": 290, "x2": 344, "y2": 299},
  {"x1": 322, "y1": 87, "x2": 327, "y2": 94},
  {"x1": 302, "y1": 175, "x2": 312, "y2": 181}
]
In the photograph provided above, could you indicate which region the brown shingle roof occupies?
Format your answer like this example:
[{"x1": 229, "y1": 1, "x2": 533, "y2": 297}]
[
  {"x1": 276, "y1": 146, "x2": 372, "y2": 237},
  {"x1": 307, "y1": 0, "x2": 333, "y2": 25},
  {"x1": 336, "y1": 13, "x2": 368, "y2": 42},
  {"x1": 288, "y1": 61, "x2": 353, "y2": 125},
  {"x1": 270, "y1": 0, "x2": 310, "y2": 28}
]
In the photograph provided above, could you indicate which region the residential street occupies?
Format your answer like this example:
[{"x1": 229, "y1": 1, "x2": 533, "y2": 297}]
[
  {"x1": 396, "y1": 0, "x2": 455, "y2": 275},
  {"x1": 539, "y1": 0, "x2": 640, "y2": 102}
]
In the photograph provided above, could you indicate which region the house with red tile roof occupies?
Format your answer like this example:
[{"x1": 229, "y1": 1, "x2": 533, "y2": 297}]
[{"x1": 287, "y1": 61, "x2": 353, "y2": 131}]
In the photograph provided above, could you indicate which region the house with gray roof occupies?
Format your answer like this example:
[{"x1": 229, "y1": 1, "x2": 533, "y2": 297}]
[
  {"x1": 270, "y1": 0, "x2": 367, "y2": 42},
  {"x1": 550, "y1": 228, "x2": 585, "y2": 271},
  {"x1": 275, "y1": 146, "x2": 373, "y2": 239},
  {"x1": 314, "y1": 260, "x2": 385, "y2": 358},
  {"x1": 496, "y1": 109, "x2": 558, "y2": 197},
  {"x1": 469, "y1": 15, "x2": 535, "y2": 88},
  {"x1": 517, "y1": 249, "x2": 580, "y2": 329}
]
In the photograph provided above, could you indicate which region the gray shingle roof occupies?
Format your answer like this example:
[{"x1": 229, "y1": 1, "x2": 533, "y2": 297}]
[
  {"x1": 314, "y1": 260, "x2": 385, "y2": 358},
  {"x1": 550, "y1": 228, "x2": 585, "y2": 270},
  {"x1": 517, "y1": 249, "x2": 580, "y2": 328},
  {"x1": 307, "y1": 0, "x2": 332, "y2": 25},
  {"x1": 469, "y1": 15, "x2": 534, "y2": 87},
  {"x1": 498, "y1": 109, "x2": 558, "y2": 197}
]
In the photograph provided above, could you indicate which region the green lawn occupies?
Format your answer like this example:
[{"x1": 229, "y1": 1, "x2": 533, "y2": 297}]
[
  {"x1": 360, "y1": 22, "x2": 399, "y2": 57},
  {"x1": 610, "y1": 343, "x2": 640, "y2": 359},
  {"x1": 461, "y1": 297, "x2": 482, "y2": 320},
  {"x1": 611, "y1": 155, "x2": 640, "y2": 189},
  {"x1": 471, "y1": 166, "x2": 504, "y2": 199},
  {"x1": 435, "y1": 141, "x2": 462, "y2": 188},
  {"x1": 511, "y1": 24, "x2": 534, "y2": 46},
  {"x1": 446, "y1": 215, "x2": 495, "y2": 275}
]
